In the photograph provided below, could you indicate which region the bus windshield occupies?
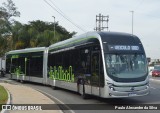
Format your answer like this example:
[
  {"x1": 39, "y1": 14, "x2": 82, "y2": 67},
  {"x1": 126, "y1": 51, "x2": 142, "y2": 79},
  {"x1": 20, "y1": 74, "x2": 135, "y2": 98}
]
[{"x1": 105, "y1": 54, "x2": 148, "y2": 81}]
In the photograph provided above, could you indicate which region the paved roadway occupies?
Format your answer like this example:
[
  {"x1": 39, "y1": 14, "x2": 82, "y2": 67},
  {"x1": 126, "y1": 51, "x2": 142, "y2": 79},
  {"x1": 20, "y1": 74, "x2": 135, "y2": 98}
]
[{"x1": 2, "y1": 76, "x2": 160, "y2": 113}]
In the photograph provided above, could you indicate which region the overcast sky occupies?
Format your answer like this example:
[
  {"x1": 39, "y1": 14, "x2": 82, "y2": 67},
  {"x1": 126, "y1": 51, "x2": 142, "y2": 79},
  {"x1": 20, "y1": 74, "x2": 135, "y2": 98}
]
[{"x1": 0, "y1": 0, "x2": 160, "y2": 59}]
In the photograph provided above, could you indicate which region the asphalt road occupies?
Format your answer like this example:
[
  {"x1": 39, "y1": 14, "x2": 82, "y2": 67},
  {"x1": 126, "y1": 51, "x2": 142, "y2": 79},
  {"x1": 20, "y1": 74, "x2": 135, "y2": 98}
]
[{"x1": 1, "y1": 76, "x2": 160, "y2": 113}]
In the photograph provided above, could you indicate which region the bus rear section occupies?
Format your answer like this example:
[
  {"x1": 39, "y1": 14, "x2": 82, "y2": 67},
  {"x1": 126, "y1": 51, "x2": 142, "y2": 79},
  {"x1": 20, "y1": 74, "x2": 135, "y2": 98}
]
[{"x1": 5, "y1": 47, "x2": 47, "y2": 84}]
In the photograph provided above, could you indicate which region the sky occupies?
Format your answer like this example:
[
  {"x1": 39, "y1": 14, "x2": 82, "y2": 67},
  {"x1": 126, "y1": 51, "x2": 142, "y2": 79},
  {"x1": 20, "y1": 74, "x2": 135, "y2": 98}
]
[{"x1": 0, "y1": 0, "x2": 160, "y2": 59}]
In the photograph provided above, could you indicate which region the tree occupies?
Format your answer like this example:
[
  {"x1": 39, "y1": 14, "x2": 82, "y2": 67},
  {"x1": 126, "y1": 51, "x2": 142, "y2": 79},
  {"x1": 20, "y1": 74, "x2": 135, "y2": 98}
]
[
  {"x1": 26, "y1": 20, "x2": 76, "y2": 47},
  {"x1": 0, "y1": 0, "x2": 20, "y2": 56},
  {"x1": 0, "y1": 35, "x2": 8, "y2": 56},
  {"x1": 9, "y1": 20, "x2": 76, "y2": 49},
  {"x1": 0, "y1": 0, "x2": 20, "y2": 34}
]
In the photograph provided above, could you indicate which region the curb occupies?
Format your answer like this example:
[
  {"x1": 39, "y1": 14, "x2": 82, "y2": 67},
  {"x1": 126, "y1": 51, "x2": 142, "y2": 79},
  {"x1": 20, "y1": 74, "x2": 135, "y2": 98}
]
[
  {"x1": 1, "y1": 87, "x2": 11, "y2": 113},
  {"x1": 34, "y1": 88, "x2": 75, "y2": 113}
]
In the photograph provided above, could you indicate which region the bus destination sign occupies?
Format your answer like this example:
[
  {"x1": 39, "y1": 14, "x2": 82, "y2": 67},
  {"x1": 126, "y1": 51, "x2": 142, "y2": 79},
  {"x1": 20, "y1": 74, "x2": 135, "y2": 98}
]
[{"x1": 108, "y1": 45, "x2": 140, "y2": 51}]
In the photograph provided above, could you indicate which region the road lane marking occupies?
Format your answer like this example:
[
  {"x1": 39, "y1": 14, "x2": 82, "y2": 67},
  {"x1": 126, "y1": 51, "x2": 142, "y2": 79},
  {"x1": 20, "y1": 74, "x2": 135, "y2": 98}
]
[
  {"x1": 150, "y1": 78, "x2": 160, "y2": 82},
  {"x1": 150, "y1": 87, "x2": 156, "y2": 89}
]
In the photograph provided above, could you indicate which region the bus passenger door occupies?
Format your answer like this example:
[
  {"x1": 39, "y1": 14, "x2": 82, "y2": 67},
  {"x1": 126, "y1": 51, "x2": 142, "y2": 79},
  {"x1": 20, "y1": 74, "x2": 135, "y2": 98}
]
[
  {"x1": 91, "y1": 51, "x2": 101, "y2": 96},
  {"x1": 26, "y1": 58, "x2": 31, "y2": 80}
]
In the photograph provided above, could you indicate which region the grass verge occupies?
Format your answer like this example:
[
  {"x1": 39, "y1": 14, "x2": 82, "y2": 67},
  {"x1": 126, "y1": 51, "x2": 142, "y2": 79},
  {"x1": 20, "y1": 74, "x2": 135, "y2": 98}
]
[{"x1": 0, "y1": 85, "x2": 8, "y2": 110}]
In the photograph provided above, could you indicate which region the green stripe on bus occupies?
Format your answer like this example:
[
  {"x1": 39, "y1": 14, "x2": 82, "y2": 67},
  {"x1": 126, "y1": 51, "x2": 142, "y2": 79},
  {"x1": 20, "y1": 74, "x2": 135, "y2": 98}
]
[
  {"x1": 49, "y1": 66, "x2": 74, "y2": 82},
  {"x1": 49, "y1": 36, "x2": 97, "y2": 51}
]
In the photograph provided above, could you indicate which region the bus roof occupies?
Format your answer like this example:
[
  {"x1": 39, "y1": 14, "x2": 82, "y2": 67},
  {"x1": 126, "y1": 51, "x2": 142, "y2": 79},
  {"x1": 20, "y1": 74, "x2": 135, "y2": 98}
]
[
  {"x1": 98, "y1": 32, "x2": 140, "y2": 44},
  {"x1": 48, "y1": 31, "x2": 142, "y2": 52},
  {"x1": 48, "y1": 31, "x2": 108, "y2": 51},
  {"x1": 6, "y1": 47, "x2": 46, "y2": 55}
]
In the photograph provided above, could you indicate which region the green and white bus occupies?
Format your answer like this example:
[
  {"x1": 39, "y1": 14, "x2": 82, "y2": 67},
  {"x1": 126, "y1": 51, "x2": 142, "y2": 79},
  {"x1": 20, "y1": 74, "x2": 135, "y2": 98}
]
[{"x1": 6, "y1": 31, "x2": 149, "y2": 98}]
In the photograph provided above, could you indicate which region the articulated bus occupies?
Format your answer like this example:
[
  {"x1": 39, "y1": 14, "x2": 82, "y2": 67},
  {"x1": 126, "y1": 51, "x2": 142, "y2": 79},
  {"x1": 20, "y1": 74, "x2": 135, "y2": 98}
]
[{"x1": 5, "y1": 31, "x2": 149, "y2": 98}]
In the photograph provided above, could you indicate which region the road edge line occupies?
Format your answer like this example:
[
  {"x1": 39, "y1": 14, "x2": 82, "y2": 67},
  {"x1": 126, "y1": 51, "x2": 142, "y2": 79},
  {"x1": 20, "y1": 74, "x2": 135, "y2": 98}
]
[{"x1": 34, "y1": 88, "x2": 75, "y2": 113}]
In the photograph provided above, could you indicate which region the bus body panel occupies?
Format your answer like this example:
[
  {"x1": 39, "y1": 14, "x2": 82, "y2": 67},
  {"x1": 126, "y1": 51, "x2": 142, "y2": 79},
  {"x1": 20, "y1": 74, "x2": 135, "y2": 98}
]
[
  {"x1": 43, "y1": 48, "x2": 49, "y2": 84},
  {"x1": 5, "y1": 47, "x2": 46, "y2": 84},
  {"x1": 29, "y1": 76, "x2": 44, "y2": 84}
]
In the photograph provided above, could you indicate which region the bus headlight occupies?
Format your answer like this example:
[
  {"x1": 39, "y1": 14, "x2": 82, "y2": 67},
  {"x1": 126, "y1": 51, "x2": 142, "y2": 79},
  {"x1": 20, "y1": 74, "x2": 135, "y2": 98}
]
[
  {"x1": 110, "y1": 87, "x2": 115, "y2": 91},
  {"x1": 108, "y1": 83, "x2": 115, "y2": 91}
]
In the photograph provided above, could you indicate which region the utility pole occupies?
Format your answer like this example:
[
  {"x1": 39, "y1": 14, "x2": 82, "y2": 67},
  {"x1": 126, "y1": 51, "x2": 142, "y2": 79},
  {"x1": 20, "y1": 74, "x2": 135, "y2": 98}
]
[
  {"x1": 130, "y1": 11, "x2": 134, "y2": 35},
  {"x1": 52, "y1": 16, "x2": 55, "y2": 40},
  {"x1": 95, "y1": 13, "x2": 109, "y2": 31}
]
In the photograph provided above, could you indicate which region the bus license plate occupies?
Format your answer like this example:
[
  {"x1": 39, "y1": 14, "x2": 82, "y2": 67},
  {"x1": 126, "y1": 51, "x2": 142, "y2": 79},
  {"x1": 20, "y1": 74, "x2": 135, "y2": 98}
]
[{"x1": 128, "y1": 93, "x2": 137, "y2": 96}]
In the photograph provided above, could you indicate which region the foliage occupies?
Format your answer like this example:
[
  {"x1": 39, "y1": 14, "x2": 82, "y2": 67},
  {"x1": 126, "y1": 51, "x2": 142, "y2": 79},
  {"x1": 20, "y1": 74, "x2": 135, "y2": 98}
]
[
  {"x1": 0, "y1": 85, "x2": 8, "y2": 105},
  {"x1": 11, "y1": 20, "x2": 76, "y2": 48},
  {"x1": 0, "y1": 0, "x2": 77, "y2": 57},
  {"x1": 0, "y1": 0, "x2": 20, "y2": 56}
]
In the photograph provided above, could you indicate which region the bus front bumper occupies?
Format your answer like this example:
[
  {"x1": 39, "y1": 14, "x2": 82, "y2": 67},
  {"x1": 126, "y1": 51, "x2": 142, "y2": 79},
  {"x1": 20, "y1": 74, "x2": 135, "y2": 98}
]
[{"x1": 108, "y1": 86, "x2": 150, "y2": 98}]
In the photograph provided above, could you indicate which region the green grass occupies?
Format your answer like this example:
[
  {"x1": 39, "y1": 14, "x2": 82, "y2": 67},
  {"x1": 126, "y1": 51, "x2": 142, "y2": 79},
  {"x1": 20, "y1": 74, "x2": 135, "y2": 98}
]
[{"x1": 0, "y1": 85, "x2": 8, "y2": 104}]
